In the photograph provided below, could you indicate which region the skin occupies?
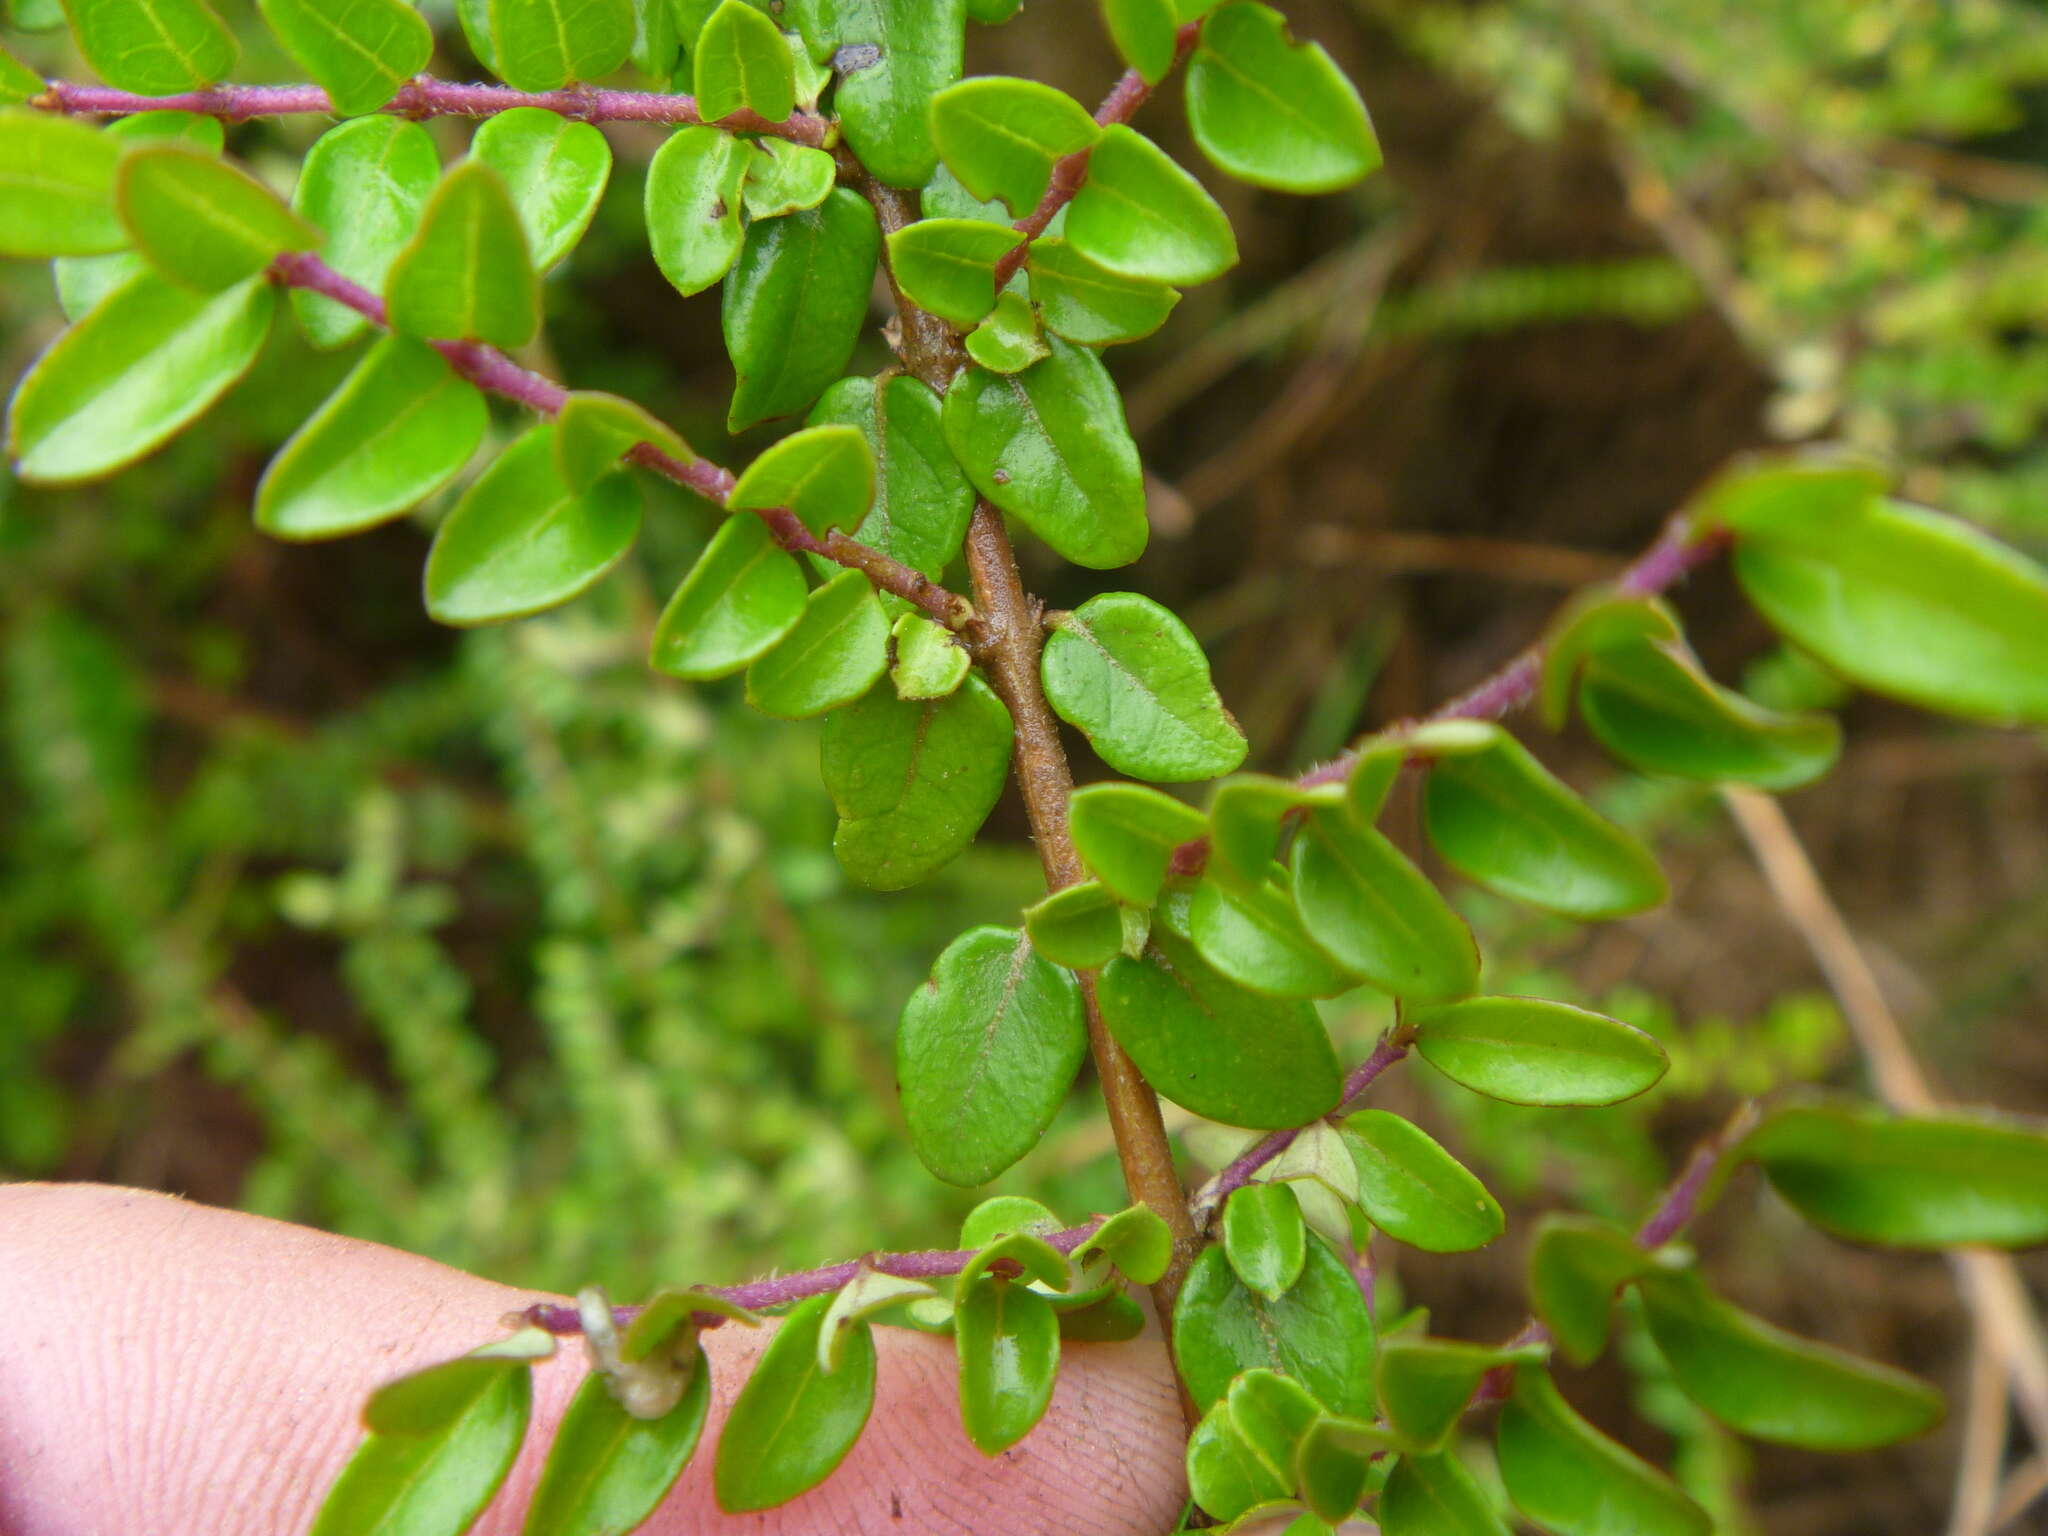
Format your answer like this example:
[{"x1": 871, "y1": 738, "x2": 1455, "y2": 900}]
[{"x1": 0, "y1": 1183, "x2": 1188, "y2": 1536}]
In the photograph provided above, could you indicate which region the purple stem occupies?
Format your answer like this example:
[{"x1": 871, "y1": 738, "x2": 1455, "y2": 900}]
[
  {"x1": 521, "y1": 1220, "x2": 1106, "y2": 1335},
  {"x1": 37, "y1": 76, "x2": 829, "y2": 143},
  {"x1": 1198, "y1": 1032, "x2": 1409, "y2": 1215},
  {"x1": 264, "y1": 251, "x2": 970, "y2": 627}
]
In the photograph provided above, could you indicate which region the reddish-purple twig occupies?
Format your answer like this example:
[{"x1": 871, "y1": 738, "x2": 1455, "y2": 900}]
[
  {"x1": 34, "y1": 76, "x2": 829, "y2": 143},
  {"x1": 266, "y1": 251, "x2": 974, "y2": 629},
  {"x1": 520, "y1": 1219, "x2": 1107, "y2": 1334}
]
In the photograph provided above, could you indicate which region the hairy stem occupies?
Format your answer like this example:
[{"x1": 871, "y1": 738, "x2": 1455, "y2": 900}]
[
  {"x1": 35, "y1": 75, "x2": 830, "y2": 142},
  {"x1": 265, "y1": 251, "x2": 973, "y2": 629}
]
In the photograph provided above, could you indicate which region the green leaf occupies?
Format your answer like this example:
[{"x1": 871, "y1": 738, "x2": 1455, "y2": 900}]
[
  {"x1": 1496, "y1": 1367, "x2": 1711, "y2": 1536},
  {"x1": 649, "y1": 513, "x2": 807, "y2": 678},
  {"x1": 955, "y1": 1277, "x2": 1060, "y2": 1454},
  {"x1": 1295, "y1": 1415, "x2": 1395, "y2": 1522},
  {"x1": 1264, "y1": 1120, "x2": 1362, "y2": 1210},
  {"x1": 624, "y1": 1286, "x2": 761, "y2": 1351},
  {"x1": 629, "y1": 0, "x2": 677, "y2": 78},
  {"x1": 424, "y1": 425, "x2": 641, "y2": 625},
  {"x1": 1379, "y1": 1450, "x2": 1510, "y2": 1536},
  {"x1": 0, "y1": 110, "x2": 124, "y2": 258},
  {"x1": 1637, "y1": 1269, "x2": 1942, "y2": 1450},
  {"x1": 1203, "y1": 774, "x2": 1335, "y2": 892},
  {"x1": 943, "y1": 337, "x2": 1148, "y2": 569},
  {"x1": 60, "y1": 0, "x2": 235, "y2": 94},
  {"x1": 820, "y1": 676, "x2": 1013, "y2": 889},
  {"x1": 791, "y1": 0, "x2": 964, "y2": 186},
  {"x1": 1066, "y1": 125, "x2": 1236, "y2": 285},
  {"x1": 8, "y1": 272, "x2": 271, "y2": 484},
  {"x1": 1173, "y1": 1241, "x2": 1376, "y2": 1416},
  {"x1": 1028, "y1": 237, "x2": 1180, "y2": 345},
  {"x1": 1410, "y1": 995, "x2": 1670, "y2": 1107},
  {"x1": 728, "y1": 422, "x2": 874, "y2": 536},
  {"x1": 895, "y1": 924, "x2": 1085, "y2": 1187},
  {"x1": 1378, "y1": 1336, "x2": 1544, "y2": 1452},
  {"x1": 1187, "y1": 1394, "x2": 1292, "y2": 1523},
  {"x1": 471, "y1": 109, "x2": 612, "y2": 271},
  {"x1": 1422, "y1": 732, "x2": 1666, "y2": 919},
  {"x1": 1101, "y1": 0, "x2": 1178, "y2": 83},
  {"x1": 118, "y1": 147, "x2": 318, "y2": 290},
  {"x1": 1290, "y1": 811, "x2": 1478, "y2": 1003},
  {"x1": 1728, "y1": 493, "x2": 2048, "y2": 726},
  {"x1": 1578, "y1": 637, "x2": 1840, "y2": 790},
  {"x1": 890, "y1": 612, "x2": 970, "y2": 699},
  {"x1": 819, "y1": 1267, "x2": 938, "y2": 1370},
  {"x1": 1067, "y1": 782, "x2": 1206, "y2": 905},
  {"x1": 1222, "y1": 1182, "x2": 1307, "y2": 1301},
  {"x1": 713, "y1": 1294, "x2": 876, "y2": 1513},
  {"x1": 1042, "y1": 592, "x2": 1247, "y2": 782},
  {"x1": 1536, "y1": 590, "x2": 1679, "y2": 730},
  {"x1": 0, "y1": 42, "x2": 43, "y2": 101},
  {"x1": 255, "y1": 0, "x2": 431, "y2": 116},
  {"x1": 885, "y1": 217, "x2": 1023, "y2": 327},
  {"x1": 1022, "y1": 879, "x2": 1124, "y2": 970},
  {"x1": 1526, "y1": 1215, "x2": 1647, "y2": 1367},
  {"x1": 1058, "y1": 1291, "x2": 1146, "y2": 1341},
  {"x1": 290, "y1": 116, "x2": 438, "y2": 349},
  {"x1": 1097, "y1": 926, "x2": 1341, "y2": 1128},
  {"x1": 52, "y1": 114, "x2": 221, "y2": 317},
  {"x1": 808, "y1": 374, "x2": 975, "y2": 580},
  {"x1": 958, "y1": 1193, "x2": 1062, "y2": 1247},
  {"x1": 744, "y1": 568, "x2": 889, "y2": 717},
  {"x1": 523, "y1": 1345, "x2": 710, "y2": 1536},
  {"x1": 1075, "y1": 1204, "x2": 1174, "y2": 1285},
  {"x1": 386, "y1": 162, "x2": 540, "y2": 348},
  {"x1": 963, "y1": 288, "x2": 1048, "y2": 373},
  {"x1": 693, "y1": 0, "x2": 794, "y2": 121},
  {"x1": 1342, "y1": 1110, "x2": 1502, "y2": 1254},
  {"x1": 256, "y1": 336, "x2": 486, "y2": 541},
  {"x1": 1185, "y1": 2, "x2": 1379, "y2": 193},
  {"x1": 310, "y1": 1344, "x2": 536, "y2": 1536},
  {"x1": 723, "y1": 187, "x2": 879, "y2": 430},
  {"x1": 958, "y1": 1230, "x2": 1072, "y2": 1295},
  {"x1": 930, "y1": 75, "x2": 1100, "y2": 214},
  {"x1": 553, "y1": 390, "x2": 694, "y2": 491},
  {"x1": 1743, "y1": 1101, "x2": 2048, "y2": 1248},
  {"x1": 1188, "y1": 871, "x2": 1358, "y2": 1000},
  {"x1": 742, "y1": 137, "x2": 835, "y2": 219},
  {"x1": 646, "y1": 125, "x2": 750, "y2": 297},
  {"x1": 487, "y1": 0, "x2": 632, "y2": 91}
]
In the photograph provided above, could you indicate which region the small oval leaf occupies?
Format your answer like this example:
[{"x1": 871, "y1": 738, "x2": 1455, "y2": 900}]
[
  {"x1": 1342, "y1": 1109, "x2": 1503, "y2": 1254},
  {"x1": 713, "y1": 1294, "x2": 876, "y2": 1513},
  {"x1": 1172, "y1": 1241, "x2": 1377, "y2": 1417},
  {"x1": 1291, "y1": 811, "x2": 1478, "y2": 1004},
  {"x1": 1410, "y1": 995, "x2": 1669, "y2": 1107},
  {"x1": 1496, "y1": 1366, "x2": 1711, "y2": 1536}
]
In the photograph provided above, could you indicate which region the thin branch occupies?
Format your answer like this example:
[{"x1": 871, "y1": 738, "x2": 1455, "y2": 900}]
[
  {"x1": 265, "y1": 251, "x2": 974, "y2": 630},
  {"x1": 34, "y1": 75, "x2": 830, "y2": 143},
  {"x1": 987, "y1": 21, "x2": 1203, "y2": 291}
]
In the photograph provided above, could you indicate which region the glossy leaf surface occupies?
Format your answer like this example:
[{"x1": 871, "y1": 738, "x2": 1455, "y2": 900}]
[
  {"x1": 1076, "y1": 1204, "x2": 1174, "y2": 1286},
  {"x1": 1028, "y1": 237, "x2": 1180, "y2": 344},
  {"x1": 472, "y1": 109, "x2": 611, "y2": 271},
  {"x1": 1186, "y1": 1396, "x2": 1291, "y2": 1522},
  {"x1": 1223, "y1": 1181, "x2": 1307, "y2": 1300},
  {"x1": 809, "y1": 374, "x2": 975, "y2": 579},
  {"x1": 1410, "y1": 995, "x2": 1669, "y2": 1107},
  {"x1": 1295, "y1": 1415, "x2": 1394, "y2": 1522},
  {"x1": 896, "y1": 925, "x2": 1085, "y2": 1186},
  {"x1": 728, "y1": 422, "x2": 873, "y2": 536},
  {"x1": 723, "y1": 188, "x2": 879, "y2": 430},
  {"x1": 425, "y1": 426, "x2": 640, "y2": 625},
  {"x1": 821, "y1": 676, "x2": 1013, "y2": 889},
  {"x1": 1189, "y1": 871, "x2": 1357, "y2": 999},
  {"x1": 61, "y1": 0, "x2": 235, "y2": 94},
  {"x1": 1067, "y1": 782, "x2": 1207, "y2": 906},
  {"x1": 553, "y1": 390, "x2": 692, "y2": 491},
  {"x1": 885, "y1": 217, "x2": 1023, "y2": 326},
  {"x1": 1185, "y1": 2, "x2": 1379, "y2": 192},
  {"x1": 1378, "y1": 1336, "x2": 1543, "y2": 1451},
  {"x1": 386, "y1": 162, "x2": 539, "y2": 348},
  {"x1": 1042, "y1": 592, "x2": 1246, "y2": 782},
  {"x1": 744, "y1": 568, "x2": 888, "y2": 718},
  {"x1": 1526, "y1": 1214, "x2": 1646, "y2": 1366},
  {"x1": 523, "y1": 1348, "x2": 709, "y2": 1536},
  {"x1": 649, "y1": 513, "x2": 806, "y2": 679},
  {"x1": 693, "y1": 0, "x2": 794, "y2": 121},
  {"x1": 1291, "y1": 813, "x2": 1477, "y2": 1003},
  {"x1": 1098, "y1": 928, "x2": 1340, "y2": 1128},
  {"x1": 1066, "y1": 125, "x2": 1237, "y2": 284},
  {"x1": 119, "y1": 147, "x2": 318, "y2": 290},
  {"x1": 1496, "y1": 1367, "x2": 1710, "y2": 1536},
  {"x1": 1203, "y1": 774, "x2": 1335, "y2": 892},
  {"x1": 1536, "y1": 590, "x2": 1679, "y2": 730},
  {"x1": 256, "y1": 0, "x2": 430, "y2": 115},
  {"x1": 290, "y1": 116, "x2": 438, "y2": 348},
  {"x1": 1102, "y1": 0, "x2": 1177, "y2": 82},
  {"x1": 1744, "y1": 1101, "x2": 2048, "y2": 1248},
  {"x1": 1343, "y1": 1109, "x2": 1502, "y2": 1253},
  {"x1": 8, "y1": 272, "x2": 271, "y2": 484},
  {"x1": 929, "y1": 75, "x2": 1099, "y2": 214},
  {"x1": 646, "y1": 125, "x2": 750, "y2": 298},
  {"x1": 1423, "y1": 733, "x2": 1666, "y2": 919},
  {"x1": 963, "y1": 289, "x2": 1047, "y2": 374},
  {"x1": 713, "y1": 1295, "x2": 875, "y2": 1513},
  {"x1": 796, "y1": 0, "x2": 964, "y2": 186},
  {"x1": 1637, "y1": 1269, "x2": 1943, "y2": 1450},
  {"x1": 956, "y1": 1278, "x2": 1060, "y2": 1454},
  {"x1": 0, "y1": 109, "x2": 124, "y2": 257},
  {"x1": 742, "y1": 137, "x2": 835, "y2": 219},
  {"x1": 1022, "y1": 879, "x2": 1124, "y2": 971},
  {"x1": 944, "y1": 338, "x2": 1148, "y2": 569},
  {"x1": 256, "y1": 336, "x2": 485, "y2": 540},
  {"x1": 889, "y1": 612, "x2": 970, "y2": 699},
  {"x1": 487, "y1": 0, "x2": 632, "y2": 92},
  {"x1": 1172, "y1": 1241, "x2": 1376, "y2": 1416}
]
